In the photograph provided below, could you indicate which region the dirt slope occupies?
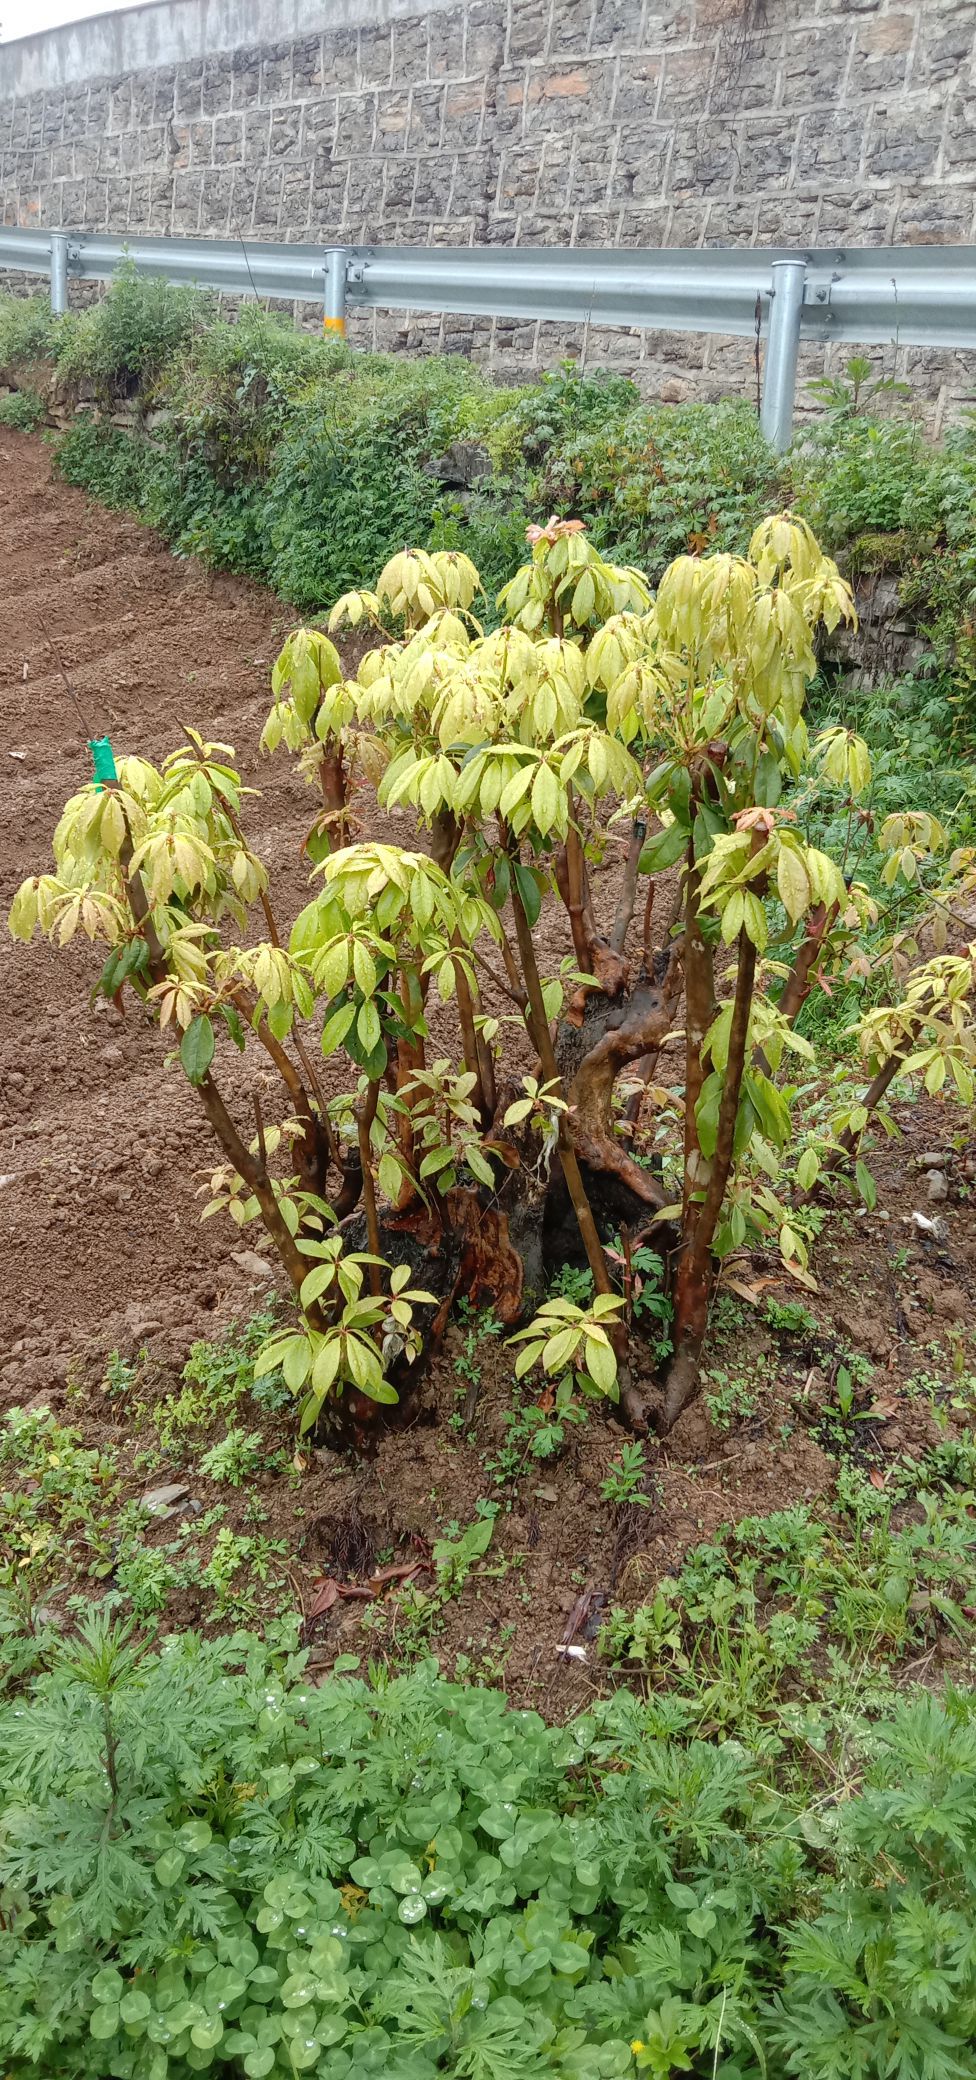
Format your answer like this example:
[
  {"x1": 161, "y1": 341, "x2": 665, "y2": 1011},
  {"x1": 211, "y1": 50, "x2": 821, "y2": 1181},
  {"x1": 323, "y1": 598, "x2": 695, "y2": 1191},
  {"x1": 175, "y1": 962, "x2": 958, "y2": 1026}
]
[{"x1": 0, "y1": 428, "x2": 314, "y2": 1406}]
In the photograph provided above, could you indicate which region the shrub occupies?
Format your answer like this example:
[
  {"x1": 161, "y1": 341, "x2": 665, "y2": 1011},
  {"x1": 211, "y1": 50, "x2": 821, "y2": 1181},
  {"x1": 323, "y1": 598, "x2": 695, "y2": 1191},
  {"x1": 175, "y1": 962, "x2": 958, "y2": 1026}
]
[
  {"x1": 0, "y1": 291, "x2": 58, "y2": 368},
  {"x1": 53, "y1": 265, "x2": 206, "y2": 402},
  {"x1": 0, "y1": 387, "x2": 45, "y2": 430},
  {"x1": 12, "y1": 517, "x2": 976, "y2": 1445},
  {"x1": 534, "y1": 397, "x2": 779, "y2": 576}
]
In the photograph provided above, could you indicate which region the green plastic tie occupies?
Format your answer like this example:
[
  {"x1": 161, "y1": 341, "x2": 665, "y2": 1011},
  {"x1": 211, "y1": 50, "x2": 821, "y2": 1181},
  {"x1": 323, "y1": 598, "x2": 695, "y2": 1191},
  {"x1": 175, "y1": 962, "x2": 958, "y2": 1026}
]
[{"x1": 89, "y1": 736, "x2": 118, "y2": 791}]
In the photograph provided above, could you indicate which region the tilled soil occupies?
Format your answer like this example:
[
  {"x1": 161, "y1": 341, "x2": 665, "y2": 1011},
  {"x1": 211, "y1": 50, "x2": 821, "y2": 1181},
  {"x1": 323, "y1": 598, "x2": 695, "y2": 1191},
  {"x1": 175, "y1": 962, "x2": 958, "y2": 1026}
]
[
  {"x1": 2, "y1": 427, "x2": 976, "y2": 1714},
  {"x1": 0, "y1": 426, "x2": 308, "y2": 1395}
]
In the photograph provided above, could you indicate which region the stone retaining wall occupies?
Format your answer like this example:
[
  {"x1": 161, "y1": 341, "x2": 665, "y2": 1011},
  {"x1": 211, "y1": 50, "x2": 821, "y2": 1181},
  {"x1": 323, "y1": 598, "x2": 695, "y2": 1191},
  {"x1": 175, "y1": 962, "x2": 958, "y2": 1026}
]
[{"x1": 2, "y1": 0, "x2": 975, "y2": 418}]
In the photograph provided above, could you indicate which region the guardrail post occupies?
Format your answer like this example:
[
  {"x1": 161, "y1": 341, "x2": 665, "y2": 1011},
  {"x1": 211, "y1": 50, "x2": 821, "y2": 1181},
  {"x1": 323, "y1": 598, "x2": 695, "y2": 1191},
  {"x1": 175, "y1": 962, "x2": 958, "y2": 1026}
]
[
  {"x1": 50, "y1": 231, "x2": 69, "y2": 316},
  {"x1": 760, "y1": 258, "x2": 806, "y2": 452},
  {"x1": 323, "y1": 247, "x2": 347, "y2": 339}
]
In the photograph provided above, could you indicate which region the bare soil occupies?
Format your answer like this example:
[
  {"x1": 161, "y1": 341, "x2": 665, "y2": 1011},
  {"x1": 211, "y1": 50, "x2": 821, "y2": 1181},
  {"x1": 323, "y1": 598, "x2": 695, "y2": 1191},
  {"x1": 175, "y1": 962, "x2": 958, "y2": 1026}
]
[{"x1": 2, "y1": 427, "x2": 976, "y2": 1714}]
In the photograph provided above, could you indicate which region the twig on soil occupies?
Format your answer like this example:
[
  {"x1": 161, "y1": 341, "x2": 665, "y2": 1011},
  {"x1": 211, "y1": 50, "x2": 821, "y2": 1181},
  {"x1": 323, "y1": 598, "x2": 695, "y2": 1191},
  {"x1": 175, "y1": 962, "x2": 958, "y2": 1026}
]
[{"x1": 35, "y1": 618, "x2": 97, "y2": 741}]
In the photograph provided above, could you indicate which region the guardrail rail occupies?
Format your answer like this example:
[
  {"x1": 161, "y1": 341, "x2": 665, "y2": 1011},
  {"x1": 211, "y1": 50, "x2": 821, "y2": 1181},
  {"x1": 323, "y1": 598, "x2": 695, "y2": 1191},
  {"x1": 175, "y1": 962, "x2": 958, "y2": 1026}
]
[{"x1": 1, "y1": 227, "x2": 974, "y2": 449}]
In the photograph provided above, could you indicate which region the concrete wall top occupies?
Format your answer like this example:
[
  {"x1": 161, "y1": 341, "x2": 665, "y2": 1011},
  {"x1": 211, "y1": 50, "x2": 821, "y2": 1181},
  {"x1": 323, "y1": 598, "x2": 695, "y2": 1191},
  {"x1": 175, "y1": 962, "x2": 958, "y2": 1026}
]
[{"x1": 0, "y1": 0, "x2": 455, "y2": 95}]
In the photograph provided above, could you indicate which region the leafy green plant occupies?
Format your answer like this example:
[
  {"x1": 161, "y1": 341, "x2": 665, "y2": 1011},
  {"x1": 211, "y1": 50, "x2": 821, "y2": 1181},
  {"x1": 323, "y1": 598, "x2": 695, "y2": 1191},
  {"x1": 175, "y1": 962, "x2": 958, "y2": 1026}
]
[
  {"x1": 600, "y1": 1439, "x2": 652, "y2": 1507},
  {"x1": 0, "y1": 387, "x2": 45, "y2": 430},
  {"x1": 431, "y1": 1507, "x2": 496, "y2": 1591},
  {"x1": 198, "y1": 1426, "x2": 266, "y2": 1487},
  {"x1": 764, "y1": 1300, "x2": 819, "y2": 1338},
  {"x1": 6, "y1": 1614, "x2": 976, "y2": 2080},
  {"x1": 152, "y1": 1308, "x2": 280, "y2": 1450},
  {"x1": 805, "y1": 354, "x2": 912, "y2": 427},
  {"x1": 12, "y1": 504, "x2": 976, "y2": 1448},
  {"x1": 704, "y1": 1368, "x2": 761, "y2": 1436}
]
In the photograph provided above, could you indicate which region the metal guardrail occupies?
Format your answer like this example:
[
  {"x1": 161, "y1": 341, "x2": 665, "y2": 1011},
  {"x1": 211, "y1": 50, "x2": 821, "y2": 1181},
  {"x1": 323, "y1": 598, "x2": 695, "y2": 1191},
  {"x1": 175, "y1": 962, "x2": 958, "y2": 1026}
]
[{"x1": 1, "y1": 226, "x2": 975, "y2": 449}]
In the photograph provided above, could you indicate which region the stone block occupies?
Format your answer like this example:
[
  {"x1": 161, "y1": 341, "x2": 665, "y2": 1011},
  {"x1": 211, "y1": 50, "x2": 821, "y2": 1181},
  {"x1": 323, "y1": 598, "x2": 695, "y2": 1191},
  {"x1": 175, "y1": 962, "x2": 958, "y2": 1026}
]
[
  {"x1": 383, "y1": 158, "x2": 417, "y2": 211},
  {"x1": 915, "y1": 1, "x2": 976, "y2": 87},
  {"x1": 414, "y1": 153, "x2": 456, "y2": 213},
  {"x1": 547, "y1": 0, "x2": 593, "y2": 57},
  {"x1": 230, "y1": 49, "x2": 264, "y2": 111},
  {"x1": 729, "y1": 117, "x2": 796, "y2": 193},
  {"x1": 795, "y1": 111, "x2": 863, "y2": 184},
  {"x1": 41, "y1": 95, "x2": 64, "y2": 145},
  {"x1": 174, "y1": 70, "x2": 204, "y2": 122},
  {"x1": 706, "y1": 198, "x2": 758, "y2": 243},
  {"x1": 451, "y1": 150, "x2": 491, "y2": 210},
  {"x1": 152, "y1": 69, "x2": 177, "y2": 124},
  {"x1": 615, "y1": 204, "x2": 673, "y2": 245},
  {"x1": 658, "y1": 48, "x2": 718, "y2": 119},
  {"x1": 709, "y1": 30, "x2": 780, "y2": 113},
  {"x1": 667, "y1": 197, "x2": 708, "y2": 244},
  {"x1": 359, "y1": 26, "x2": 393, "y2": 89},
  {"x1": 590, "y1": 0, "x2": 645, "y2": 52},
  {"x1": 280, "y1": 162, "x2": 312, "y2": 227},
  {"x1": 393, "y1": 16, "x2": 431, "y2": 82},
  {"x1": 260, "y1": 46, "x2": 293, "y2": 105},
  {"x1": 506, "y1": 0, "x2": 550, "y2": 63},
  {"x1": 146, "y1": 174, "x2": 174, "y2": 230},
  {"x1": 213, "y1": 114, "x2": 244, "y2": 165},
  {"x1": 408, "y1": 85, "x2": 445, "y2": 149},
  {"x1": 201, "y1": 54, "x2": 233, "y2": 115},
  {"x1": 292, "y1": 36, "x2": 324, "y2": 96},
  {"x1": 171, "y1": 169, "x2": 204, "y2": 231},
  {"x1": 779, "y1": 27, "x2": 852, "y2": 105},
  {"x1": 430, "y1": 14, "x2": 467, "y2": 76},
  {"x1": 374, "y1": 88, "x2": 411, "y2": 152},
  {"x1": 852, "y1": 12, "x2": 915, "y2": 93},
  {"x1": 268, "y1": 105, "x2": 303, "y2": 158},
  {"x1": 894, "y1": 187, "x2": 975, "y2": 242},
  {"x1": 465, "y1": 2, "x2": 506, "y2": 74},
  {"x1": 243, "y1": 108, "x2": 271, "y2": 163},
  {"x1": 201, "y1": 167, "x2": 236, "y2": 231},
  {"x1": 755, "y1": 195, "x2": 821, "y2": 243},
  {"x1": 865, "y1": 107, "x2": 942, "y2": 178},
  {"x1": 612, "y1": 55, "x2": 664, "y2": 121},
  {"x1": 671, "y1": 125, "x2": 736, "y2": 195},
  {"x1": 188, "y1": 120, "x2": 213, "y2": 166},
  {"x1": 486, "y1": 68, "x2": 526, "y2": 140},
  {"x1": 818, "y1": 189, "x2": 895, "y2": 241},
  {"x1": 524, "y1": 61, "x2": 613, "y2": 134},
  {"x1": 335, "y1": 94, "x2": 377, "y2": 156},
  {"x1": 442, "y1": 80, "x2": 486, "y2": 146},
  {"x1": 345, "y1": 156, "x2": 385, "y2": 214},
  {"x1": 319, "y1": 29, "x2": 358, "y2": 92},
  {"x1": 87, "y1": 84, "x2": 109, "y2": 133},
  {"x1": 251, "y1": 164, "x2": 283, "y2": 229},
  {"x1": 301, "y1": 98, "x2": 337, "y2": 153},
  {"x1": 946, "y1": 92, "x2": 976, "y2": 170},
  {"x1": 613, "y1": 123, "x2": 672, "y2": 203}
]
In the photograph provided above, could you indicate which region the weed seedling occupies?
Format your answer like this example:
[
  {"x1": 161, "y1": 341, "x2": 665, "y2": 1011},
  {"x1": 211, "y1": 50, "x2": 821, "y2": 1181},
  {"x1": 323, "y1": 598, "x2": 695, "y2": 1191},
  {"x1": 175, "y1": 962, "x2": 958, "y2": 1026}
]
[{"x1": 600, "y1": 1440, "x2": 653, "y2": 1507}]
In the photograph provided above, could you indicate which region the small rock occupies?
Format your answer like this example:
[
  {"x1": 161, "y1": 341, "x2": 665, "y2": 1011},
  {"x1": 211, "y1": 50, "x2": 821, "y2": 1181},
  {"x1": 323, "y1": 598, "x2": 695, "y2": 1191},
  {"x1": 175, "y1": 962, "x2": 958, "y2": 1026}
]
[
  {"x1": 925, "y1": 1170, "x2": 949, "y2": 1203},
  {"x1": 917, "y1": 1151, "x2": 948, "y2": 1169},
  {"x1": 141, "y1": 1482, "x2": 190, "y2": 1518},
  {"x1": 230, "y1": 1248, "x2": 275, "y2": 1281}
]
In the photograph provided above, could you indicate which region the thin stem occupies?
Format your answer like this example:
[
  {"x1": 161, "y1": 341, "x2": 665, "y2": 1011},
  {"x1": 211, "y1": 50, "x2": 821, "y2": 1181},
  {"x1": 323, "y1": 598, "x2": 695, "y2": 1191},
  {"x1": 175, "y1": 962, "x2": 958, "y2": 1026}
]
[
  {"x1": 452, "y1": 937, "x2": 489, "y2": 1124},
  {"x1": 689, "y1": 926, "x2": 757, "y2": 1266},
  {"x1": 508, "y1": 860, "x2": 613, "y2": 1300},
  {"x1": 357, "y1": 1080, "x2": 383, "y2": 1298},
  {"x1": 681, "y1": 845, "x2": 716, "y2": 1239},
  {"x1": 563, "y1": 813, "x2": 594, "y2": 972}
]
